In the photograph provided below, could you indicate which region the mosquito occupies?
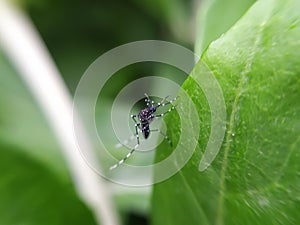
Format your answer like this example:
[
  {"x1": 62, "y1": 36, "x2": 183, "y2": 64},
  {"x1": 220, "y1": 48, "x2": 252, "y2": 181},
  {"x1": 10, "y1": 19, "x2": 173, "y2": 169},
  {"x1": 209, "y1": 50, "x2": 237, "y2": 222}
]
[{"x1": 110, "y1": 93, "x2": 178, "y2": 170}]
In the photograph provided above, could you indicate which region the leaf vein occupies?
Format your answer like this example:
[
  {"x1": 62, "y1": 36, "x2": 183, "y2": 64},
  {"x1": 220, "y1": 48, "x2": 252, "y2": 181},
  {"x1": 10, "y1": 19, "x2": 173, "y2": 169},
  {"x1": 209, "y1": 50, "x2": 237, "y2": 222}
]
[{"x1": 215, "y1": 18, "x2": 270, "y2": 225}]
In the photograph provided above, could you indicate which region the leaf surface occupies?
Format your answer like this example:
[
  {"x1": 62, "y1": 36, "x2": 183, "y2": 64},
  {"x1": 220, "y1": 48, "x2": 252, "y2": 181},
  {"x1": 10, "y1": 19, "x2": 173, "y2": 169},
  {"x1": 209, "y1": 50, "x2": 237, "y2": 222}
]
[{"x1": 152, "y1": 0, "x2": 300, "y2": 224}]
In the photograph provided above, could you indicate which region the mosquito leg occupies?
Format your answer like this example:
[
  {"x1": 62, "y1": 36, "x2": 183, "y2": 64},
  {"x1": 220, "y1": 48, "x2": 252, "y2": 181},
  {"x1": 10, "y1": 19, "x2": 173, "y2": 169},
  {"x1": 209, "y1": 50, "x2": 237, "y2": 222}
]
[
  {"x1": 109, "y1": 147, "x2": 137, "y2": 170},
  {"x1": 150, "y1": 128, "x2": 172, "y2": 146},
  {"x1": 110, "y1": 116, "x2": 141, "y2": 170},
  {"x1": 155, "y1": 104, "x2": 177, "y2": 118},
  {"x1": 160, "y1": 96, "x2": 178, "y2": 107}
]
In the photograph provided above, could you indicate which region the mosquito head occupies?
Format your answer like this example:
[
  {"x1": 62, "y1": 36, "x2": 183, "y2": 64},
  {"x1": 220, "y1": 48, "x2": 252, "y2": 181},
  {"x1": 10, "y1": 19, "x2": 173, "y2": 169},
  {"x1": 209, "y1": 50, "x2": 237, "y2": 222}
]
[{"x1": 149, "y1": 106, "x2": 156, "y2": 113}]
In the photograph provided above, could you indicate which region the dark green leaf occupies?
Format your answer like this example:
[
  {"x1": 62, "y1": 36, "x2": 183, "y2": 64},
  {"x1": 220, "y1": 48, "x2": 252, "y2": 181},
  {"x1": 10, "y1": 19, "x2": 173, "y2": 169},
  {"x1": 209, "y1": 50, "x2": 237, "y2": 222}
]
[{"x1": 0, "y1": 143, "x2": 97, "y2": 225}]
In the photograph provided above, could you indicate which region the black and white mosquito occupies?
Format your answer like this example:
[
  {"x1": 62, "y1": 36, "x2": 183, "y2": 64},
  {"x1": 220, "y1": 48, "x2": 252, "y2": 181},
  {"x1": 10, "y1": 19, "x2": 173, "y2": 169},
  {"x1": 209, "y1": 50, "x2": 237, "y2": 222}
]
[{"x1": 110, "y1": 93, "x2": 178, "y2": 170}]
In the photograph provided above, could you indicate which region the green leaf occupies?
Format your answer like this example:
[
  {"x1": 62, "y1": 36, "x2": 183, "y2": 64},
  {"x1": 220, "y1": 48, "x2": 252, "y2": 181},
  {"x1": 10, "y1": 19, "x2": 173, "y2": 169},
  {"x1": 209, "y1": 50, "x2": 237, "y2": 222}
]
[
  {"x1": 195, "y1": 0, "x2": 256, "y2": 55},
  {"x1": 0, "y1": 143, "x2": 97, "y2": 225},
  {"x1": 152, "y1": 0, "x2": 300, "y2": 225}
]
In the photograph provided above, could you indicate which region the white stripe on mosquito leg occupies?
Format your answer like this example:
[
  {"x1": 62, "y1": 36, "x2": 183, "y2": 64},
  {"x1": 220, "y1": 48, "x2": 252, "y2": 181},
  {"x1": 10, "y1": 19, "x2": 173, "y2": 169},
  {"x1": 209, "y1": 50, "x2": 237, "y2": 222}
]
[
  {"x1": 135, "y1": 126, "x2": 140, "y2": 144},
  {"x1": 125, "y1": 149, "x2": 134, "y2": 159},
  {"x1": 156, "y1": 105, "x2": 176, "y2": 117},
  {"x1": 109, "y1": 164, "x2": 117, "y2": 170},
  {"x1": 109, "y1": 148, "x2": 136, "y2": 170},
  {"x1": 161, "y1": 96, "x2": 177, "y2": 107}
]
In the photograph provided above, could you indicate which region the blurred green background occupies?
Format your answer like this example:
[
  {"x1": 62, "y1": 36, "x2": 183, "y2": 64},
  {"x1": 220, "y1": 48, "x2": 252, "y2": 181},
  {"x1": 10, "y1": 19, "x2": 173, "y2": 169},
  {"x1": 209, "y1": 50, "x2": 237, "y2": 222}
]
[
  {"x1": 25, "y1": 0, "x2": 194, "y2": 96},
  {"x1": 0, "y1": 1, "x2": 194, "y2": 225}
]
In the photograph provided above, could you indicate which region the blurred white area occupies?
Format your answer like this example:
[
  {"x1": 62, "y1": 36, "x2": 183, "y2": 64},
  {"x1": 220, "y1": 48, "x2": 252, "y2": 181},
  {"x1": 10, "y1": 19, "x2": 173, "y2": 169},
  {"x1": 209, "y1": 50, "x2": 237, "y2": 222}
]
[{"x1": 0, "y1": 1, "x2": 119, "y2": 225}]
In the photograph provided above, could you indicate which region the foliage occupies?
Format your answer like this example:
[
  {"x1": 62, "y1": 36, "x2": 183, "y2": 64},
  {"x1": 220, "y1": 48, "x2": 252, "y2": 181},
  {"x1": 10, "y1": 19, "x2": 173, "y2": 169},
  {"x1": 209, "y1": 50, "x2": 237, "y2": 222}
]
[
  {"x1": 0, "y1": 143, "x2": 96, "y2": 225},
  {"x1": 152, "y1": 0, "x2": 300, "y2": 224}
]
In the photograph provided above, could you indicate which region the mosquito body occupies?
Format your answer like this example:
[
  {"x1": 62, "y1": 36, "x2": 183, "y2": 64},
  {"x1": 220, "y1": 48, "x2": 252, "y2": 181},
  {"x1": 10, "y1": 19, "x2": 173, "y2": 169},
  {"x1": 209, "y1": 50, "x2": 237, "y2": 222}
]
[
  {"x1": 110, "y1": 93, "x2": 177, "y2": 170},
  {"x1": 137, "y1": 106, "x2": 156, "y2": 139}
]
